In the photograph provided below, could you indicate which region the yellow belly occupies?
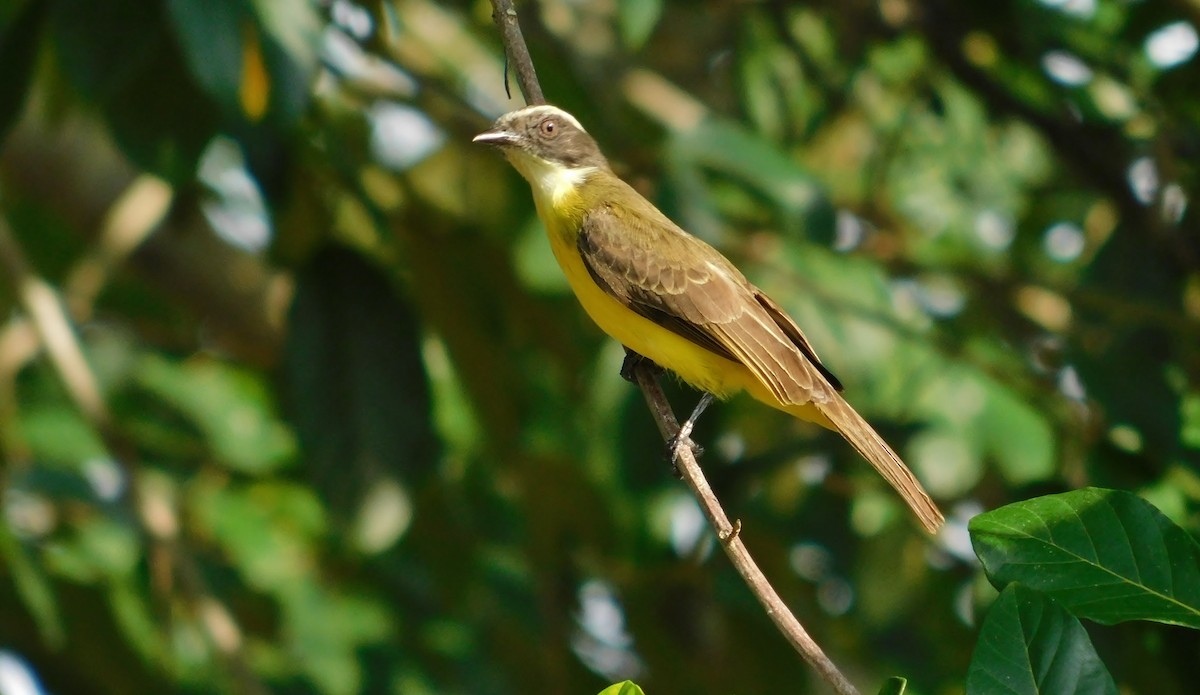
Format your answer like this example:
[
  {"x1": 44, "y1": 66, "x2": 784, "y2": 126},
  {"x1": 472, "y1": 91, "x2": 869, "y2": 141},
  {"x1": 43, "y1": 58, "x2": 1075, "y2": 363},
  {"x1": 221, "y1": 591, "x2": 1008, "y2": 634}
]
[{"x1": 545, "y1": 230, "x2": 748, "y2": 398}]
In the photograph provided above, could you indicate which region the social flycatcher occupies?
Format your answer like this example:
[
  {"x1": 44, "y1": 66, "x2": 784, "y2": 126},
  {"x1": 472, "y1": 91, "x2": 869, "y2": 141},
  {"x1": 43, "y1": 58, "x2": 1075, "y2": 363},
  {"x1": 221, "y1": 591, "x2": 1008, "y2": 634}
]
[{"x1": 475, "y1": 105, "x2": 944, "y2": 534}]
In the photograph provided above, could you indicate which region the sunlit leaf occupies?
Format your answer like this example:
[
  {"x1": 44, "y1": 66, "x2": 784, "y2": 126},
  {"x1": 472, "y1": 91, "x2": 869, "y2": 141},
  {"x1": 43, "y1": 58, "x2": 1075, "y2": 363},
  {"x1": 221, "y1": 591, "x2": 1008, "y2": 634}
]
[
  {"x1": 135, "y1": 355, "x2": 296, "y2": 474},
  {"x1": 597, "y1": 681, "x2": 645, "y2": 695},
  {"x1": 189, "y1": 479, "x2": 325, "y2": 590},
  {"x1": 671, "y1": 118, "x2": 830, "y2": 236},
  {"x1": 281, "y1": 582, "x2": 392, "y2": 695},
  {"x1": 979, "y1": 380, "x2": 1055, "y2": 485},
  {"x1": 617, "y1": 0, "x2": 661, "y2": 51},
  {"x1": 971, "y1": 488, "x2": 1200, "y2": 627},
  {"x1": 43, "y1": 517, "x2": 139, "y2": 583},
  {"x1": 18, "y1": 404, "x2": 106, "y2": 466}
]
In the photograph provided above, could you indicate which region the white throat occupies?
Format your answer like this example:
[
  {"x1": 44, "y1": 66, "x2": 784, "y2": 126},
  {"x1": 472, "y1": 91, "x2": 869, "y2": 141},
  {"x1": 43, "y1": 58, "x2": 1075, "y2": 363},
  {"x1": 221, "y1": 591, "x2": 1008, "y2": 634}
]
[{"x1": 506, "y1": 150, "x2": 596, "y2": 207}]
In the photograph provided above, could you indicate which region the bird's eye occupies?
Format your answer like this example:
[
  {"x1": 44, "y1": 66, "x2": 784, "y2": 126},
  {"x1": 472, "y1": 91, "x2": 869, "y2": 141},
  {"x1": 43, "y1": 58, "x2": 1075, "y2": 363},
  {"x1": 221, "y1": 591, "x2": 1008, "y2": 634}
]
[{"x1": 539, "y1": 119, "x2": 557, "y2": 137}]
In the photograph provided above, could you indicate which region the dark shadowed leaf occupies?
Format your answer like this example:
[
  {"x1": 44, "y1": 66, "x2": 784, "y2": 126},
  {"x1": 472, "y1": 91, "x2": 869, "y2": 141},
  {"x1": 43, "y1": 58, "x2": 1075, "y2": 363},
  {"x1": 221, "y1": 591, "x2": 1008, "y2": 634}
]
[
  {"x1": 165, "y1": 0, "x2": 246, "y2": 114},
  {"x1": 167, "y1": 0, "x2": 315, "y2": 127},
  {"x1": 877, "y1": 676, "x2": 907, "y2": 695},
  {"x1": 281, "y1": 246, "x2": 438, "y2": 525},
  {"x1": 970, "y1": 488, "x2": 1200, "y2": 628},
  {"x1": 50, "y1": 0, "x2": 217, "y2": 179},
  {"x1": 0, "y1": 0, "x2": 48, "y2": 142},
  {"x1": 966, "y1": 584, "x2": 1116, "y2": 695}
]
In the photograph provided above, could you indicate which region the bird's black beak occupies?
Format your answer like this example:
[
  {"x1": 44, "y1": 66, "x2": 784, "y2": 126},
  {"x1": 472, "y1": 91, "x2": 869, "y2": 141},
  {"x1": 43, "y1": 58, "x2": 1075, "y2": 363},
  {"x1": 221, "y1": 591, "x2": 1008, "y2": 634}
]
[{"x1": 472, "y1": 126, "x2": 518, "y2": 147}]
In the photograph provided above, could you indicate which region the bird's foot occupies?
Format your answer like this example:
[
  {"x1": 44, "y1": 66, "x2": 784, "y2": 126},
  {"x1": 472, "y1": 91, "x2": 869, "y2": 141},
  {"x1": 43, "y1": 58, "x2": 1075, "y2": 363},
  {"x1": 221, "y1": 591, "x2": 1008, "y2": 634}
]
[
  {"x1": 664, "y1": 433, "x2": 704, "y2": 478},
  {"x1": 664, "y1": 392, "x2": 714, "y2": 476}
]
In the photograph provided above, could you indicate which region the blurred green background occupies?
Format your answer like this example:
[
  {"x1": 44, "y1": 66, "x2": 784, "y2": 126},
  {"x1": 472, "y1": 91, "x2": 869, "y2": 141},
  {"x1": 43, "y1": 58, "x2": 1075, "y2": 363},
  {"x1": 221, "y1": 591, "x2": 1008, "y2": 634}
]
[{"x1": 0, "y1": 0, "x2": 1197, "y2": 693}]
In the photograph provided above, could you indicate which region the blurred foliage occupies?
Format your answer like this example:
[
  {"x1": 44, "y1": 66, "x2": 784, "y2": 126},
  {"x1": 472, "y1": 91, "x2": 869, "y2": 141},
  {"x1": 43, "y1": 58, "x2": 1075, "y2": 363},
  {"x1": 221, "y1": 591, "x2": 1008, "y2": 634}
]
[{"x1": 0, "y1": 0, "x2": 1198, "y2": 694}]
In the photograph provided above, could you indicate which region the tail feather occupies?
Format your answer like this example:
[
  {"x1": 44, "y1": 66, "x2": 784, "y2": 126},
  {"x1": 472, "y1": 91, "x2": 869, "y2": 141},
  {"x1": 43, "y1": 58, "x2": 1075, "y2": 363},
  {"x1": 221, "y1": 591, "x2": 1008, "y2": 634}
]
[{"x1": 814, "y1": 395, "x2": 945, "y2": 534}]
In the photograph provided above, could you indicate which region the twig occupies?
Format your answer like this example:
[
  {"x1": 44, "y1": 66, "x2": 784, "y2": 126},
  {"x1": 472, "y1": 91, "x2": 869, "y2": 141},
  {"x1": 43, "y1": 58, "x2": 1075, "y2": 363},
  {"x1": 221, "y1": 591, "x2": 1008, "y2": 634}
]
[
  {"x1": 631, "y1": 365, "x2": 861, "y2": 695},
  {"x1": 483, "y1": 3, "x2": 861, "y2": 693},
  {"x1": 488, "y1": 0, "x2": 545, "y2": 105},
  {"x1": 0, "y1": 216, "x2": 112, "y2": 430}
]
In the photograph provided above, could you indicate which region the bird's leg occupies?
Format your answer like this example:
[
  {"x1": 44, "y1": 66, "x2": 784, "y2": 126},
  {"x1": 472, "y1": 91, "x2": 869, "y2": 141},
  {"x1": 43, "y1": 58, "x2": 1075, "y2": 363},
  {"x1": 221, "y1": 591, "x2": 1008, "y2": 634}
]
[
  {"x1": 620, "y1": 347, "x2": 662, "y2": 383},
  {"x1": 619, "y1": 347, "x2": 708, "y2": 476},
  {"x1": 666, "y1": 393, "x2": 714, "y2": 476}
]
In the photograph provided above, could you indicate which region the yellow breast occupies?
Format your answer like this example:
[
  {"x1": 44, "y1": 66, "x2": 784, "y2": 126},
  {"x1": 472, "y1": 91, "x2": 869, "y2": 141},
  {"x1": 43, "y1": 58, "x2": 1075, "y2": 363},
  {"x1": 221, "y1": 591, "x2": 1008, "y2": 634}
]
[{"x1": 523, "y1": 176, "x2": 750, "y2": 399}]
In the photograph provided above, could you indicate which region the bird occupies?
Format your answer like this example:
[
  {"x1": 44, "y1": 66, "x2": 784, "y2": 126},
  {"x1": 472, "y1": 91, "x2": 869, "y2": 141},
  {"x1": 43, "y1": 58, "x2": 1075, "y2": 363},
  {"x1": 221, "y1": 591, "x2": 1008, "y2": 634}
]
[{"x1": 474, "y1": 104, "x2": 944, "y2": 534}]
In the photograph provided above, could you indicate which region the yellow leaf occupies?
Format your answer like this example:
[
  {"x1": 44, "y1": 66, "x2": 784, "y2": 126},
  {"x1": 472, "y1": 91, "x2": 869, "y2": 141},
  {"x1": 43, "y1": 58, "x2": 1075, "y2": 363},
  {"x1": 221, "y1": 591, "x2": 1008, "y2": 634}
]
[{"x1": 239, "y1": 21, "x2": 270, "y2": 122}]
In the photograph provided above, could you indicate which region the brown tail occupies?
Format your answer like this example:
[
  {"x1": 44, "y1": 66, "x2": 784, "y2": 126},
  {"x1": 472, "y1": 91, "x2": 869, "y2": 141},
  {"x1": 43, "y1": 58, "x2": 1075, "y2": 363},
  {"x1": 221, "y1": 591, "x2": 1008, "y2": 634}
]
[{"x1": 813, "y1": 395, "x2": 945, "y2": 534}]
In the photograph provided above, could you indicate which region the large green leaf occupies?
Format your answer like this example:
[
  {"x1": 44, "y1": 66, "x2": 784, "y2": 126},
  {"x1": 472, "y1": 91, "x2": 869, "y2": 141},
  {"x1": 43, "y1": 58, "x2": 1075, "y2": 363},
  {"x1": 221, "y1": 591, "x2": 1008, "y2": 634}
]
[
  {"x1": 970, "y1": 488, "x2": 1200, "y2": 627},
  {"x1": 966, "y1": 584, "x2": 1116, "y2": 695}
]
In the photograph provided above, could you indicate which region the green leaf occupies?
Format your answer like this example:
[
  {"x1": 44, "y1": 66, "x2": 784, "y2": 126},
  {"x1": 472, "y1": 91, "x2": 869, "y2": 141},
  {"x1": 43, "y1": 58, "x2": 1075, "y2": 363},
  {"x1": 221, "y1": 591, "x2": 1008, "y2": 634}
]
[
  {"x1": 189, "y1": 480, "x2": 325, "y2": 591},
  {"x1": 672, "y1": 118, "x2": 829, "y2": 234},
  {"x1": 50, "y1": 0, "x2": 159, "y2": 101},
  {"x1": 979, "y1": 383, "x2": 1055, "y2": 485},
  {"x1": 597, "y1": 681, "x2": 645, "y2": 695},
  {"x1": 18, "y1": 404, "x2": 106, "y2": 466},
  {"x1": 966, "y1": 584, "x2": 1116, "y2": 695},
  {"x1": 877, "y1": 676, "x2": 907, "y2": 695},
  {"x1": 281, "y1": 582, "x2": 392, "y2": 695},
  {"x1": 617, "y1": 0, "x2": 662, "y2": 51},
  {"x1": 970, "y1": 488, "x2": 1200, "y2": 627},
  {"x1": 135, "y1": 355, "x2": 296, "y2": 475},
  {"x1": 1181, "y1": 391, "x2": 1200, "y2": 449}
]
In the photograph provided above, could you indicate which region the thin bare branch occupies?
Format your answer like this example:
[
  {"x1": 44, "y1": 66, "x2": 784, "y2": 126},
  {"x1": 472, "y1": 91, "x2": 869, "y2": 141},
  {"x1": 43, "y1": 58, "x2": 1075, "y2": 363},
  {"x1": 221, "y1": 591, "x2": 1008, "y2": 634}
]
[
  {"x1": 630, "y1": 364, "x2": 861, "y2": 695},
  {"x1": 487, "y1": 0, "x2": 545, "y2": 105}
]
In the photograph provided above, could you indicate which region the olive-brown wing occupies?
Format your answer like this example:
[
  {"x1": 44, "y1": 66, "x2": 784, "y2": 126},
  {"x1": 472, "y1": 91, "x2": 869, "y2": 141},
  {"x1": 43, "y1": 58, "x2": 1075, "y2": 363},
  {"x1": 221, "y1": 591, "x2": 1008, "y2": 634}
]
[{"x1": 576, "y1": 200, "x2": 833, "y2": 406}]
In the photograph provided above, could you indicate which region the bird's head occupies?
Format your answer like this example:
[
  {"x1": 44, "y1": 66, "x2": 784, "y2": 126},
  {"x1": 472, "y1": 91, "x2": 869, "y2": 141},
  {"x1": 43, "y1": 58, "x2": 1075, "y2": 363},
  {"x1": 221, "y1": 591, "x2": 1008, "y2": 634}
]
[{"x1": 474, "y1": 105, "x2": 610, "y2": 201}]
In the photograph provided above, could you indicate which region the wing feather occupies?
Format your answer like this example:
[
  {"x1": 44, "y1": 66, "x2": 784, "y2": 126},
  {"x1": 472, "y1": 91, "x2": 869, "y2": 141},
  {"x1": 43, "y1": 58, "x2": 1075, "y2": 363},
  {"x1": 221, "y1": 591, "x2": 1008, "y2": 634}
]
[{"x1": 577, "y1": 198, "x2": 837, "y2": 406}]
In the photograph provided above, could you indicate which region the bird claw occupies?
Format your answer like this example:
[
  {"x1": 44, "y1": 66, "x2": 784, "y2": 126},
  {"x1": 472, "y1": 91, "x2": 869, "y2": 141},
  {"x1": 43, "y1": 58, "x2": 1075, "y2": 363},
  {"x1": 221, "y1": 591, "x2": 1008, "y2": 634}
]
[
  {"x1": 664, "y1": 392, "x2": 714, "y2": 476},
  {"x1": 665, "y1": 434, "x2": 703, "y2": 477}
]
